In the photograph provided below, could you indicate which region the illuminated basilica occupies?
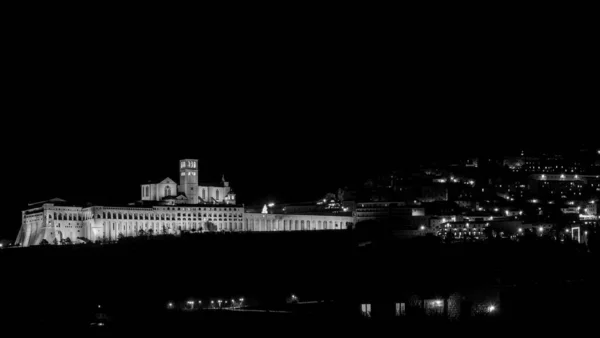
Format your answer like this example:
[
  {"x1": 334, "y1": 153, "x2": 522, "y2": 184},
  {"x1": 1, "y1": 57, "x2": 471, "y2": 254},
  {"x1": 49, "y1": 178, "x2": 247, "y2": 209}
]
[{"x1": 16, "y1": 159, "x2": 354, "y2": 247}]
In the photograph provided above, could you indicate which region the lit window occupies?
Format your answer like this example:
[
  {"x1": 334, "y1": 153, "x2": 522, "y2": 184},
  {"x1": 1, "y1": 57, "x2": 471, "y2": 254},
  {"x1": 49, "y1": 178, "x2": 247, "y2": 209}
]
[
  {"x1": 396, "y1": 303, "x2": 406, "y2": 316},
  {"x1": 361, "y1": 304, "x2": 371, "y2": 317}
]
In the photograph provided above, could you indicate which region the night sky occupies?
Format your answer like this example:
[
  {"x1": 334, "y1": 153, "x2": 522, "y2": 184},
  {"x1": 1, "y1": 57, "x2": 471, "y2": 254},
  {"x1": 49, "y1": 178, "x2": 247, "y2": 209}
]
[{"x1": 3, "y1": 22, "x2": 597, "y2": 240}]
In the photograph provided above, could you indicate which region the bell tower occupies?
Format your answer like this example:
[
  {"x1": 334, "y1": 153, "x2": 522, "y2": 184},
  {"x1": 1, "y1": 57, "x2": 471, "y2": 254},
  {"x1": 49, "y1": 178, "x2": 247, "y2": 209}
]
[{"x1": 178, "y1": 159, "x2": 199, "y2": 203}]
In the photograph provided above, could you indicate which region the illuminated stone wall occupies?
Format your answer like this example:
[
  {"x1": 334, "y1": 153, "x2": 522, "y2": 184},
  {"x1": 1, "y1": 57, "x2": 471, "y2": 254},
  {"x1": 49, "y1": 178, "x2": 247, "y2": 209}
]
[
  {"x1": 17, "y1": 205, "x2": 354, "y2": 247},
  {"x1": 243, "y1": 213, "x2": 354, "y2": 232}
]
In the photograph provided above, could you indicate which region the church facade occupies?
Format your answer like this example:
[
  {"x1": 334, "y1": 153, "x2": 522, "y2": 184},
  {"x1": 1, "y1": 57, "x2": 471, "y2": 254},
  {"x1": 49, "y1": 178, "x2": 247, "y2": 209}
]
[{"x1": 15, "y1": 159, "x2": 354, "y2": 247}]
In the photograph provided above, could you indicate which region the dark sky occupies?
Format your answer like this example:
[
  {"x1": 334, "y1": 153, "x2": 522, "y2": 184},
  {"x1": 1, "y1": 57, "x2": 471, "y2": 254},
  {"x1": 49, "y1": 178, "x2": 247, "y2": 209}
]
[{"x1": 2, "y1": 18, "x2": 598, "y2": 239}]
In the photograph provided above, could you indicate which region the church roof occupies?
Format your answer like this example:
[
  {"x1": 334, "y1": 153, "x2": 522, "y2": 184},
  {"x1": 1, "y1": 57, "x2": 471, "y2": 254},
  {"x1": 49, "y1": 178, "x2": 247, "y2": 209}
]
[
  {"x1": 197, "y1": 181, "x2": 226, "y2": 187},
  {"x1": 143, "y1": 177, "x2": 176, "y2": 185}
]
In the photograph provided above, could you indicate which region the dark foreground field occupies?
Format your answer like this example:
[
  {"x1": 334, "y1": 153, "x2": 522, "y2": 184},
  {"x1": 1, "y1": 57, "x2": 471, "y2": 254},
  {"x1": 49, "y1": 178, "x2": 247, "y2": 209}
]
[{"x1": 1, "y1": 230, "x2": 598, "y2": 334}]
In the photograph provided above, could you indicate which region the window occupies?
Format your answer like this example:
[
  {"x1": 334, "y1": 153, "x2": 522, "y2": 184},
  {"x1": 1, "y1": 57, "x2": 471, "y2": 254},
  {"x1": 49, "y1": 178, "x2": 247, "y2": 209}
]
[
  {"x1": 361, "y1": 304, "x2": 371, "y2": 317},
  {"x1": 165, "y1": 186, "x2": 171, "y2": 196},
  {"x1": 395, "y1": 303, "x2": 405, "y2": 316}
]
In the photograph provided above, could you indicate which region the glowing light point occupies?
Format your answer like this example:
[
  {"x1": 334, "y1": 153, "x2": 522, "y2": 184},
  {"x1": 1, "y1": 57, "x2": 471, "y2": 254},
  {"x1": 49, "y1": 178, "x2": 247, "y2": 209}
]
[
  {"x1": 488, "y1": 305, "x2": 496, "y2": 313},
  {"x1": 261, "y1": 205, "x2": 268, "y2": 214}
]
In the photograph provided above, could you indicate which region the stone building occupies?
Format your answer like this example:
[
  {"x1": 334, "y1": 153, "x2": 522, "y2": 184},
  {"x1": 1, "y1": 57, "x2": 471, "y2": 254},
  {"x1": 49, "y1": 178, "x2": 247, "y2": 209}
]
[{"x1": 15, "y1": 160, "x2": 354, "y2": 247}]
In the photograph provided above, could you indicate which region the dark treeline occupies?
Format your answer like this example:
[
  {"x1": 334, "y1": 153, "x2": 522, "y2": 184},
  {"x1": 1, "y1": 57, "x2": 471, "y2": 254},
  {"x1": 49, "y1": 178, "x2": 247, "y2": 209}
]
[{"x1": 1, "y1": 229, "x2": 598, "y2": 332}]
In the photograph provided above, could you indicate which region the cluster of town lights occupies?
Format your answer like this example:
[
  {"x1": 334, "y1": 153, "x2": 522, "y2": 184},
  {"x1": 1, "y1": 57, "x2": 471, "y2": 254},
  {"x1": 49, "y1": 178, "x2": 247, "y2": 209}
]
[{"x1": 167, "y1": 298, "x2": 245, "y2": 310}]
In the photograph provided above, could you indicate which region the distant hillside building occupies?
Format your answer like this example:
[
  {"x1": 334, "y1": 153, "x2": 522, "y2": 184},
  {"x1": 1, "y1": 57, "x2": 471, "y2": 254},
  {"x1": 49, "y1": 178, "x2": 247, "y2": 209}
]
[{"x1": 15, "y1": 160, "x2": 354, "y2": 247}]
